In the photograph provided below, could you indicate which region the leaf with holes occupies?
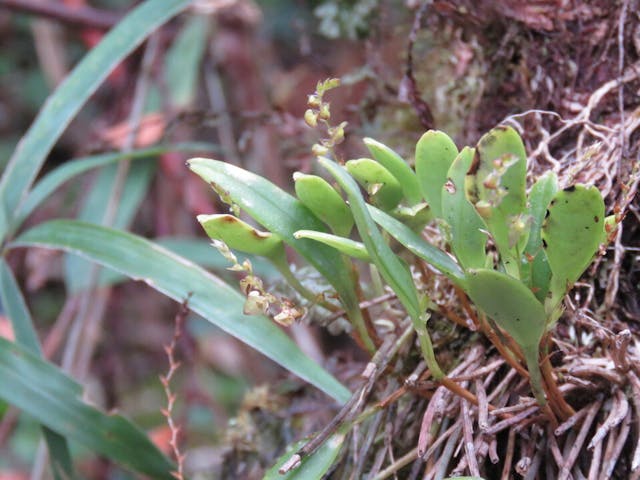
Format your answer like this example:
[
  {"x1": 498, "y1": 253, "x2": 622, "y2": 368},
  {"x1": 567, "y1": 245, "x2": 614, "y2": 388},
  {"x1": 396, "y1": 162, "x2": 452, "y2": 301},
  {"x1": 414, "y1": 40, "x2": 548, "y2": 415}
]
[{"x1": 415, "y1": 130, "x2": 459, "y2": 218}]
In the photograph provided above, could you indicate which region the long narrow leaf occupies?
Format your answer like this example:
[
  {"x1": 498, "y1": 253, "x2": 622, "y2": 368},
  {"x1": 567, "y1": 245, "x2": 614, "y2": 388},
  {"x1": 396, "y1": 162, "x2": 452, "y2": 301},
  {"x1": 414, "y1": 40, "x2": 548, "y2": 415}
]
[
  {"x1": 0, "y1": 0, "x2": 192, "y2": 240},
  {"x1": 367, "y1": 206, "x2": 465, "y2": 286},
  {"x1": 0, "y1": 260, "x2": 75, "y2": 479},
  {"x1": 64, "y1": 160, "x2": 155, "y2": 292},
  {"x1": 10, "y1": 220, "x2": 351, "y2": 404},
  {"x1": 14, "y1": 142, "x2": 216, "y2": 231},
  {"x1": 318, "y1": 158, "x2": 421, "y2": 320},
  {"x1": 0, "y1": 259, "x2": 41, "y2": 355},
  {"x1": 0, "y1": 337, "x2": 174, "y2": 479}
]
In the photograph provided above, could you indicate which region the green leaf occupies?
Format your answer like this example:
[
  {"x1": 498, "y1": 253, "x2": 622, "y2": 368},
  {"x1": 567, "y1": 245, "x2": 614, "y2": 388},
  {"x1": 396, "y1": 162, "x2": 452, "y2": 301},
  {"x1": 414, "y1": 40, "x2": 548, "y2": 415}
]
[
  {"x1": 345, "y1": 158, "x2": 403, "y2": 211},
  {"x1": 65, "y1": 160, "x2": 155, "y2": 292},
  {"x1": 198, "y1": 214, "x2": 285, "y2": 257},
  {"x1": 368, "y1": 206, "x2": 465, "y2": 286},
  {"x1": 0, "y1": 260, "x2": 75, "y2": 479},
  {"x1": 10, "y1": 220, "x2": 351, "y2": 404},
  {"x1": 414, "y1": 130, "x2": 459, "y2": 218},
  {"x1": 187, "y1": 159, "x2": 361, "y2": 322},
  {"x1": 294, "y1": 230, "x2": 370, "y2": 261},
  {"x1": 522, "y1": 171, "x2": 558, "y2": 301},
  {"x1": 319, "y1": 158, "x2": 421, "y2": 320},
  {"x1": 465, "y1": 268, "x2": 546, "y2": 349},
  {"x1": 390, "y1": 203, "x2": 433, "y2": 232},
  {"x1": 0, "y1": 0, "x2": 192, "y2": 241},
  {"x1": 0, "y1": 337, "x2": 174, "y2": 479},
  {"x1": 97, "y1": 237, "x2": 277, "y2": 287},
  {"x1": 14, "y1": 143, "x2": 215, "y2": 232},
  {"x1": 164, "y1": 15, "x2": 209, "y2": 108},
  {"x1": 541, "y1": 185, "x2": 605, "y2": 310},
  {"x1": 264, "y1": 433, "x2": 345, "y2": 480},
  {"x1": 441, "y1": 147, "x2": 487, "y2": 270},
  {"x1": 0, "y1": 259, "x2": 41, "y2": 355},
  {"x1": 363, "y1": 137, "x2": 422, "y2": 205},
  {"x1": 465, "y1": 126, "x2": 528, "y2": 275},
  {"x1": 321, "y1": 158, "x2": 443, "y2": 377},
  {"x1": 293, "y1": 172, "x2": 353, "y2": 237}
]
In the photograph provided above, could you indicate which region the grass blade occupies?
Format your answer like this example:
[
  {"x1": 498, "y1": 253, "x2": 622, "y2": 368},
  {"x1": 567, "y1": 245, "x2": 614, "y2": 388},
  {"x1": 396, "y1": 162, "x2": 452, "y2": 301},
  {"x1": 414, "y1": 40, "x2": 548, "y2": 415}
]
[
  {"x1": 10, "y1": 220, "x2": 351, "y2": 404},
  {"x1": 0, "y1": 337, "x2": 174, "y2": 478},
  {"x1": 14, "y1": 143, "x2": 216, "y2": 231},
  {"x1": 0, "y1": 259, "x2": 74, "y2": 478},
  {"x1": 0, "y1": 0, "x2": 192, "y2": 240}
]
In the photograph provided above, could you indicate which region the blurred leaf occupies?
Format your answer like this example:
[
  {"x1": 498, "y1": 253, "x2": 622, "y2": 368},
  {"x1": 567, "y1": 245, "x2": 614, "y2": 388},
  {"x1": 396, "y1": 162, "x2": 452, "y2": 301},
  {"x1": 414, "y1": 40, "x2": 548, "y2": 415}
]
[
  {"x1": 0, "y1": 337, "x2": 174, "y2": 479},
  {"x1": 0, "y1": 259, "x2": 41, "y2": 354},
  {"x1": 98, "y1": 237, "x2": 277, "y2": 287},
  {"x1": 0, "y1": 0, "x2": 192, "y2": 241},
  {"x1": 0, "y1": 260, "x2": 74, "y2": 479},
  {"x1": 64, "y1": 160, "x2": 155, "y2": 292},
  {"x1": 11, "y1": 220, "x2": 351, "y2": 404},
  {"x1": 165, "y1": 15, "x2": 209, "y2": 108},
  {"x1": 264, "y1": 433, "x2": 345, "y2": 480},
  {"x1": 14, "y1": 143, "x2": 216, "y2": 231}
]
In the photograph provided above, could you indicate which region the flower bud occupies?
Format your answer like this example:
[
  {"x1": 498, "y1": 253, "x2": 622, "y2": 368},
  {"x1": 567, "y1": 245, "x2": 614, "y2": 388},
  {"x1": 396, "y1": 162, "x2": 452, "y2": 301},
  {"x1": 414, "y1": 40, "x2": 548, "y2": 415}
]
[
  {"x1": 304, "y1": 109, "x2": 318, "y2": 127},
  {"x1": 312, "y1": 143, "x2": 329, "y2": 156}
]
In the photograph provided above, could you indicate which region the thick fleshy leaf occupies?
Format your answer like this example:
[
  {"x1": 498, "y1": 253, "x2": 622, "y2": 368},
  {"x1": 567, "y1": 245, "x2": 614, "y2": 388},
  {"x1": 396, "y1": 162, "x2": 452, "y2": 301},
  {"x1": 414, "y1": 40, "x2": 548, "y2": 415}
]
[
  {"x1": 415, "y1": 130, "x2": 458, "y2": 218},
  {"x1": 522, "y1": 171, "x2": 558, "y2": 301},
  {"x1": 264, "y1": 433, "x2": 345, "y2": 480},
  {"x1": 294, "y1": 230, "x2": 370, "y2": 261},
  {"x1": 465, "y1": 268, "x2": 546, "y2": 349},
  {"x1": 198, "y1": 214, "x2": 285, "y2": 258},
  {"x1": 345, "y1": 158, "x2": 403, "y2": 211},
  {"x1": 10, "y1": 220, "x2": 351, "y2": 404},
  {"x1": 319, "y1": 158, "x2": 421, "y2": 320},
  {"x1": 541, "y1": 185, "x2": 605, "y2": 310},
  {"x1": 368, "y1": 206, "x2": 465, "y2": 286},
  {"x1": 0, "y1": 0, "x2": 192, "y2": 241},
  {"x1": 390, "y1": 203, "x2": 433, "y2": 232},
  {"x1": 363, "y1": 137, "x2": 422, "y2": 205},
  {"x1": 441, "y1": 148, "x2": 487, "y2": 270},
  {"x1": 187, "y1": 158, "x2": 362, "y2": 322},
  {"x1": 0, "y1": 337, "x2": 174, "y2": 478},
  {"x1": 293, "y1": 172, "x2": 353, "y2": 237},
  {"x1": 466, "y1": 126, "x2": 527, "y2": 275}
]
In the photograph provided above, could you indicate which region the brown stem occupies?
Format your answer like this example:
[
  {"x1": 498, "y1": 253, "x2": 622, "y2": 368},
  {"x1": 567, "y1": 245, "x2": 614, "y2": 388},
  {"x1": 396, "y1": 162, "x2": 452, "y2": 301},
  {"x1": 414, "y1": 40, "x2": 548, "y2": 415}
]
[
  {"x1": 0, "y1": 0, "x2": 120, "y2": 30},
  {"x1": 540, "y1": 335, "x2": 576, "y2": 420},
  {"x1": 478, "y1": 313, "x2": 529, "y2": 378}
]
